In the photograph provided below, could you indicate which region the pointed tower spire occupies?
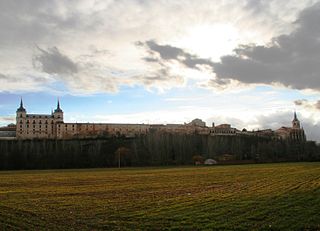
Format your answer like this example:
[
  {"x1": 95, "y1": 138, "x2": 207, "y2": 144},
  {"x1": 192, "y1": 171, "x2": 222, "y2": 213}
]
[
  {"x1": 54, "y1": 98, "x2": 63, "y2": 113},
  {"x1": 294, "y1": 111, "x2": 297, "y2": 121},
  {"x1": 17, "y1": 97, "x2": 26, "y2": 112},
  {"x1": 57, "y1": 98, "x2": 61, "y2": 110}
]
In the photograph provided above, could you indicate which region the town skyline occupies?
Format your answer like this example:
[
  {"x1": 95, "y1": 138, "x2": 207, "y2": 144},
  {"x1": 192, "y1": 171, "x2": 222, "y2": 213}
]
[
  {"x1": 10, "y1": 98, "x2": 305, "y2": 143},
  {"x1": 1, "y1": 1, "x2": 320, "y2": 141}
]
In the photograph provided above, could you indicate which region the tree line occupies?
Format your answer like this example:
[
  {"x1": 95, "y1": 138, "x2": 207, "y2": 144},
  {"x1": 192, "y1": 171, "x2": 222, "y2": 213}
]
[{"x1": 0, "y1": 132, "x2": 319, "y2": 170}]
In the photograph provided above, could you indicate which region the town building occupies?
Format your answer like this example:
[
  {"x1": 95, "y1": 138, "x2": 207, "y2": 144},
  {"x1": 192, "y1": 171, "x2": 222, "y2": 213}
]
[
  {"x1": 12, "y1": 99, "x2": 307, "y2": 142},
  {"x1": 275, "y1": 112, "x2": 306, "y2": 142},
  {"x1": 0, "y1": 123, "x2": 16, "y2": 138}
]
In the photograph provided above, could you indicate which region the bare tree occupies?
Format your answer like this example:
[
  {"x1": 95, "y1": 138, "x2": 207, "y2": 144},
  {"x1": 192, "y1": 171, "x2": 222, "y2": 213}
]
[{"x1": 115, "y1": 147, "x2": 130, "y2": 168}]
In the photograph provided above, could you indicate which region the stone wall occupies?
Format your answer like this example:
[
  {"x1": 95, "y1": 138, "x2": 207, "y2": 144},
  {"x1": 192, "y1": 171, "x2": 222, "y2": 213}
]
[{"x1": 56, "y1": 123, "x2": 150, "y2": 139}]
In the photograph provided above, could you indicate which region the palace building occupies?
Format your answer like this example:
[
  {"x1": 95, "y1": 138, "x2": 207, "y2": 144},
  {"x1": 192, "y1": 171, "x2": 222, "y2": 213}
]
[
  {"x1": 16, "y1": 99, "x2": 151, "y2": 139},
  {"x1": 16, "y1": 99, "x2": 63, "y2": 139},
  {"x1": 13, "y1": 99, "x2": 306, "y2": 141}
]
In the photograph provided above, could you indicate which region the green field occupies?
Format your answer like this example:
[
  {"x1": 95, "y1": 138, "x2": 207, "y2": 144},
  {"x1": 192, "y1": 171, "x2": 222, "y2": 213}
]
[{"x1": 0, "y1": 163, "x2": 319, "y2": 230}]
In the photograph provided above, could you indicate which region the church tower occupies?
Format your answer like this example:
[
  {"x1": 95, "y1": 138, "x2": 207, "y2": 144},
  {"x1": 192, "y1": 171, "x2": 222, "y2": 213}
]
[
  {"x1": 53, "y1": 99, "x2": 63, "y2": 123},
  {"x1": 292, "y1": 111, "x2": 300, "y2": 129},
  {"x1": 16, "y1": 98, "x2": 26, "y2": 137}
]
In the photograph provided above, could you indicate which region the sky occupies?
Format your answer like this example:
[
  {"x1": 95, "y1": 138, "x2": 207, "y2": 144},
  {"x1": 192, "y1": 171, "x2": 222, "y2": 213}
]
[{"x1": 1, "y1": 0, "x2": 320, "y2": 141}]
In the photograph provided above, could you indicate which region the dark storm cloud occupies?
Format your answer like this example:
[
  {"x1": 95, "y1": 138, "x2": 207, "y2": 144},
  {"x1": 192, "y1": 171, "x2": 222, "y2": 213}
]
[
  {"x1": 145, "y1": 40, "x2": 185, "y2": 60},
  {"x1": 139, "y1": 40, "x2": 214, "y2": 70},
  {"x1": 213, "y1": 2, "x2": 320, "y2": 90},
  {"x1": 143, "y1": 57, "x2": 159, "y2": 63},
  {"x1": 294, "y1": 99, "x2": 320, "y2": 110},
  {"x1": 135, "y1": 41, "x2": 187, "y2": 87},
  {"x1": 139, "y1": 2, "x2": 320, "y2": 91},
  {"x1": 33, "y1": 47, "x2": 78, "y2": 75},
  {"x1": 294, "y1": 99, "x2": 309, "y2": 106}
]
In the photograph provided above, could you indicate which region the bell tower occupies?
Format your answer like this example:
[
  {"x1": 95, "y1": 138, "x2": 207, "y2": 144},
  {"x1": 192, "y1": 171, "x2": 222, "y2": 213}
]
[
  {"x1": 16, "y1": 98, "x2": 27, "y2": 137},
  {"x1": 292, "y1": 111, "x2": 300, "y2": 129},
  {"x1": 53, "y1": 99, "x2": 64, "y2": 123}
]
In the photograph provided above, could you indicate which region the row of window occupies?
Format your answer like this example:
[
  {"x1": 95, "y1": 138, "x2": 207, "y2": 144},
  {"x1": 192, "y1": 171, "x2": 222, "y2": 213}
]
[
  {"x1": 20, "y1": 120, "x2": 55, "y2": 124},
  {"x1": 210, "y1": 130, "x2": 236, "y2": 134},
  {"x1": 20, "y1": 124, "x2": 53, "y2": 129},
  {"x1": 18, "y1": 115, "x2": 61, "y2": 119},
  {"x1": 19, "y1": 131, "x2": 53, "y2": 135}
]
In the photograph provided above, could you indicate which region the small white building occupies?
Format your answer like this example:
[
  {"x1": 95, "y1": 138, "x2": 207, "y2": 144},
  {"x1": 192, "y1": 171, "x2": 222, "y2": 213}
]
[{"x1": 204, "y1": 159, "x2": 217, "y2": 165}]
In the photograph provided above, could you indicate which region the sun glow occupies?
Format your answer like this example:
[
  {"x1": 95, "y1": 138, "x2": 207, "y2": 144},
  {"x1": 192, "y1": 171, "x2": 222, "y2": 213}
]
[{"x1": 171, "y1": 23, "x2": 240, "y2": 61}]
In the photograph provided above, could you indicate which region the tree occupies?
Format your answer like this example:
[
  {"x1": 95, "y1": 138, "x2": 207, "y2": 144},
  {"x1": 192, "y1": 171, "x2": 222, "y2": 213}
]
[
  {"x1": 115, "y1": 147, "x2": 131, "y2": 168},
  {"x1": 192, "y1": 154, "x2": 204, "y2": 165}
]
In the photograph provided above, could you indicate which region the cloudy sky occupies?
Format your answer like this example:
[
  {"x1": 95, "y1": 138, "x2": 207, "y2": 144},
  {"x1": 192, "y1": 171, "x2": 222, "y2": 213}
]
[{"x1": 1, "y1": 0, "x2": 320, "y2": 141}]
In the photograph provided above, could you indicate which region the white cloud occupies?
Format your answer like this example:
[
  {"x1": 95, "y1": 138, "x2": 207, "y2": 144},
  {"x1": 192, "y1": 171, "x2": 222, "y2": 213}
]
[
  {"x1": 0, "y1": 0, "x2": 316, "y2": 94},
  {"x1": 0, "y1": 115, "x2": 15, "y2": 126}
]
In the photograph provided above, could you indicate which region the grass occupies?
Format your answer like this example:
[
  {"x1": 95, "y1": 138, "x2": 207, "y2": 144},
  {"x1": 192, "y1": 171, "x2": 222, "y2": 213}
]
[{"x1": 0, "y1": 163, "x2": 319, "y2": 230}]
